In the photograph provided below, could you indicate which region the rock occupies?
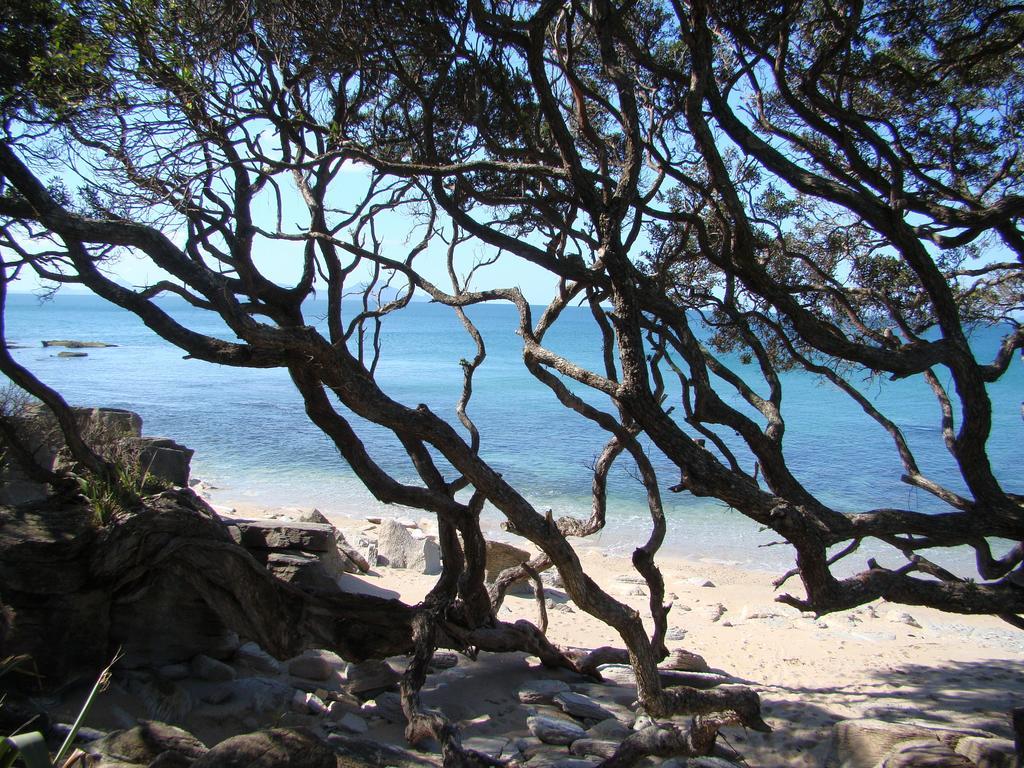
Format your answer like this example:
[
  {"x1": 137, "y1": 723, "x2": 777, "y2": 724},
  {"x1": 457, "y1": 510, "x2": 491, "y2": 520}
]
[
  {"x1": 42, "y1": 339, "x2": 118, "y2": 348},
  {"x1": 531, "y1": 757, "x2": 600, "y2": 768},
  {"x1": 542, "y1": 569, "x2": 565, "y2": 589},
  {"x1": 553, "y1": 691, "x2": 614, "y2": 721},
  {"x1": 124, "y1": 437, "x2": 194, "y2": 487},
  {"x1": 234, "y1": 642, "x2": 283, "y2": 675},
  {"x1": 886, "y1": 611, "x2": 922, "y2": 629},
  {"x1": 665, "y1": 627, "x2": 687, "y2": 641},
  {"x1": 327, "y1": 733, "x2": 440, "y2": 768},
  {"x1": 658, "y1": 670, "x2": 732, "y2": 689},
  {"x1": 595, "y1": 665, "x2": 635, "y2": 686},
  {"x1": 57, "y1": 350, "x2": 88, "y2": 357},
  {"x1": 211, "y1": 677, "x2": 294, "y2": 716},
  {"x1": 346, "y1": 659, "x2": 402, "y2": 696},
  {"x1": 428, "y1": 650, "x2": 459, "y2": 671},
  {"x1": 484, "y1": 539, "x2": 532, "y2": 582},
  {"x1": 879, "y1": 739, "x2": 973, "y2": 767},
  {"x1": 570, "y1": 739, "x2": 620, "y2": 758},
  {"x1": 661, "y1": 649, "x2": 709, "y2": 673},
  {"x1": 280, "y1": 508, "x2": 370, "y2": 572},
  {"x1": 518, "y1": 679, "x2": 572, "y2": 704},
  {"x1": 699, "y1": 603, "x2": 727, "y2": 622},
  {"x1": 376, "y1": 519, "x2": 441, "y2": 574},
  {"x1": 190, "y1": 727, "x2": 335, "y2": 768},
  {"x1": 462, "y1": 737, "x2": 510, "y2": 758},
  {"x1": 587, "y1": 718, "x2": 632, "y2": 741},
  {"x1": 740, "y1": 604, "x2": 786, "y2": 621},
  {"x1": 685, "y1": 577, "x2": 717, "y2": 588},
  {"x1": 335, "y1": 712, "x2": 369, "y2": 735},
  {"x1": 190, "y1": 653, "x2": 236, "y2": 682},
  {"x1": 826, "y1": 719, "x2": 997, "y2": 768},
  {"x1": 50, "y1": 724, "x2": 106, "y2": 744},
  {"x1": 233, "y1": 519, "x2": 336, "y2": 552},
  {"x1": 528, "y1": 714, "x2": 588, "y2": 745},
  {"x1": 157, "y1": 663, "x2": 190, "y2": 680},
  {"x1": 287, "y1": 649, "x2": 345, "y2": 681},
  {"x1": 362, "y1": 691, "x2": 405, "y2": 723},
  {"x1": 86, "y1": 722, "x2": 207, "y2": 766},
  {"x1": 291, "y1": 690, "x2": 328, "y2": 715},
  {"x1": 954, "y1": 736, "x2": 1017, "y2": 768}
]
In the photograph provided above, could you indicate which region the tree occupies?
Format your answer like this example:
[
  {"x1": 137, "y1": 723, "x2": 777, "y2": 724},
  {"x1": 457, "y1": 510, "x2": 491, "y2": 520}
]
[{"x1": 0, "y1": 0, "x2": 1021, "y2": 763}]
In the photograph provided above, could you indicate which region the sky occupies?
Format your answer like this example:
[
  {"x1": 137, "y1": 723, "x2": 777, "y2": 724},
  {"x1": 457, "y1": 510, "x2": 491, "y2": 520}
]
[{"x1": 8, "y1": 160, "x2": 565, "y2": 307}]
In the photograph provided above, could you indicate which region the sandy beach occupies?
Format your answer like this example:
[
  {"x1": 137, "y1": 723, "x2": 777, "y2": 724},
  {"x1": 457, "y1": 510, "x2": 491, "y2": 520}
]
[{"x1": 193, "y1": 490, "x2": 1024, "y2": 767}]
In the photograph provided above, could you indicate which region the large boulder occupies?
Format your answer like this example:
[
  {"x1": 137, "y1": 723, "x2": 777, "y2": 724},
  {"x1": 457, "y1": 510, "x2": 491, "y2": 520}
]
[
  {"x1": 86, "y1": 722, "x2": 207, "y2": 767},
  {"x1": 376, "y1": 519, "x2": 441, "y2": 574},
  {"x1": 1, "y1": 490, "x2": 418, "y2": 689},
  {"x1": 484, "y1": 539, "x2": 531, "y2": 583},
  {"x1": 126, "y1": 437, "x2": 194, "y2": 488},
  {"x1": 0, "y1": 405, "x2": 194, "y2": 499},
  {"x1": 825, "y1": 719, "x2": 1000, "y2": 768},
  {"x1": 189, "y1": 727, "x2": 335, "y2": 768}
]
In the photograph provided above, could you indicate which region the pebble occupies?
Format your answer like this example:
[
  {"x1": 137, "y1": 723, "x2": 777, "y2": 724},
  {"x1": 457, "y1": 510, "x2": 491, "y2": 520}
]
[
  {"x1": 587, "y1": 718, "x2": 632, "y2": 741},
  {"x1": 190, "y1": 654, "x2": 235, "y2": 682},
  {"x1": 235, "y1": 642, "x2": 282, "y2": 675},
  {"x1": 518, "y1": 679, "x2": 571, "y2": 704},
  {"x1": 287, "y1": 649, "x2": 345, "y2": 681},
  {"x1": 335, "y1": 712, "x2": 369, "y2": 734},
  {"x1": 527, "y1": 713, "x2": 588, "y2": 745},
  {"x1": 553, "y1": 691, "x2": 614, "y2": 721},
  {"x1": 886, "y1": 610, "x2": 922, "y2": 628},
  {"x1": 665, "y1": 627, "x2": 687, "y2": 641}
]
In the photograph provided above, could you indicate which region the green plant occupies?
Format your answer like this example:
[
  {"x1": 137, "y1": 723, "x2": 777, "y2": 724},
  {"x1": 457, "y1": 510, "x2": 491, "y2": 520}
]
[
  {"x1": 0, "y1": 653, "x2": 119, "y2": 768},
  {"x1": 69, "y1": 420, "x2": 170, "y2": 524}
]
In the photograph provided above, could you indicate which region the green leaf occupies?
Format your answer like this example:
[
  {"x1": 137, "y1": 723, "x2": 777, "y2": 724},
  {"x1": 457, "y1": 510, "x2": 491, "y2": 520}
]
[{"x1": 1, "y1": 732, "x2": 54, "y2": 768}]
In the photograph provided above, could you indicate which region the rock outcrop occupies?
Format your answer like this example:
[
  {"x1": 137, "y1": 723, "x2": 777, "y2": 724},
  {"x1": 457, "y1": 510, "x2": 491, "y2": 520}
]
[
  {"x1": 0, "y1": 489, "x2": 418, "y2": 690},
  {"x1": 0, "y1": 405, "x2": 194, "y2": 505}
]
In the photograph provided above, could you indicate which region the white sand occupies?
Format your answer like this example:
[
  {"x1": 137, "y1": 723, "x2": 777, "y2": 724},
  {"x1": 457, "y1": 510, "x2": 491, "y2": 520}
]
[{"x1": 205, "y1": 493, "x2": 1024, "y2": 766}]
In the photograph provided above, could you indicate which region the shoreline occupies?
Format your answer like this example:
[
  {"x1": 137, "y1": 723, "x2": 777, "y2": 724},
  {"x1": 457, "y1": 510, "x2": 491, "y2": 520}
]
[{"x1": 201, "y1": 485, "x2": 1024, "y2": 766}]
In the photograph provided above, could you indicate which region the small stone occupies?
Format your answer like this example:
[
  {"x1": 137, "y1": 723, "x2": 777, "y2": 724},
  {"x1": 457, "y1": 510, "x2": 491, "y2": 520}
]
[
  {"x1": 234, "y1": 642, "x2": 283, "y2": 675},
  {"x1": 527, "y1": 714, "x2": 588, "y2": 746},
  {"x1": 462, "y1": 737, "x2": 510, "y2": 757},
  {"x1": 595, "y1": 665, "x2": 635, "y2": 686},
  {"x1": 633, "y1": 715, "x2": 655, "y2": 731},
  {"x1": 665, "y1": 627, "x2": 687, "y2": 641},
  {"x1": 335, "y1": 712, "x2": 369, "y2": 734},
  {"x1": 553, "y1": 691, "x2": 614, "y2": 721},
  {"x1": 542, "y1": 569, "x2": 565, "y2": 589},
  {"x1": 955, "y1": 736, "x2": 1017, "y2": 768},
  {"x1": 626, "y1": 586, "x2": 647, "y2": 597},
  {"x1": 587, "y1": 718, "x2": 632, "y2": 741},
  {"x1": 886, "y1": 610, "x2": 922, "y2": 629},
  {"x1": 190, "y1": 654, "x2": 235, "y2": 682},
  {"x1": 288, "y1": 649, "x2": 345, "y2": 681},
  {"x1": 290, "y1": 689, "x2": 309, "y2": 714},
  {"x1": 880, "y1": 739, "x2": 973, "y2": 767},
  {"x1": 362, "y1": 691, "x2": 404, "y2": 723},
  {"x1": 428, "y1": 651, "x2": 459, "y2": 671},
  {"x1": 305, "y1": 692, "x2": 328, "y2": 715},
  {"x1": 570, "y1": 739, "x2": 620, "y2": 758},
  {"x1": 661, "y1": 649, "x2": 709, "y2": 673},
  {"x1": 685, "y1": 577, "x2": 716, "y2": 588},
  {"x1": 346, "y1": 659, "x2": 401, "y2": 695},
  {"x1": 699, "y1": 603, "x2": 726, "y2": 622},
  {"x1": 158, "y1": 663, "x2": 191, "y2": 680},
  {"x1": 518, "y1": 679, "x2": 571, "y2": 704}
]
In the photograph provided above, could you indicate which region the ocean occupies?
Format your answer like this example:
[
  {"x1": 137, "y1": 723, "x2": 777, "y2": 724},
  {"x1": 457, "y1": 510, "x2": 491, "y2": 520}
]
[{"x1": 4, "y1": 291, "x2": 1021, "y2": 575}]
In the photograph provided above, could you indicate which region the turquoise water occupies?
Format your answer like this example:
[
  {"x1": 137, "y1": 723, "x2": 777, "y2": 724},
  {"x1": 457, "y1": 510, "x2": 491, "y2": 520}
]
[{"x1": 4, "y1": 292, "x2": 1021, "y2": 573}]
